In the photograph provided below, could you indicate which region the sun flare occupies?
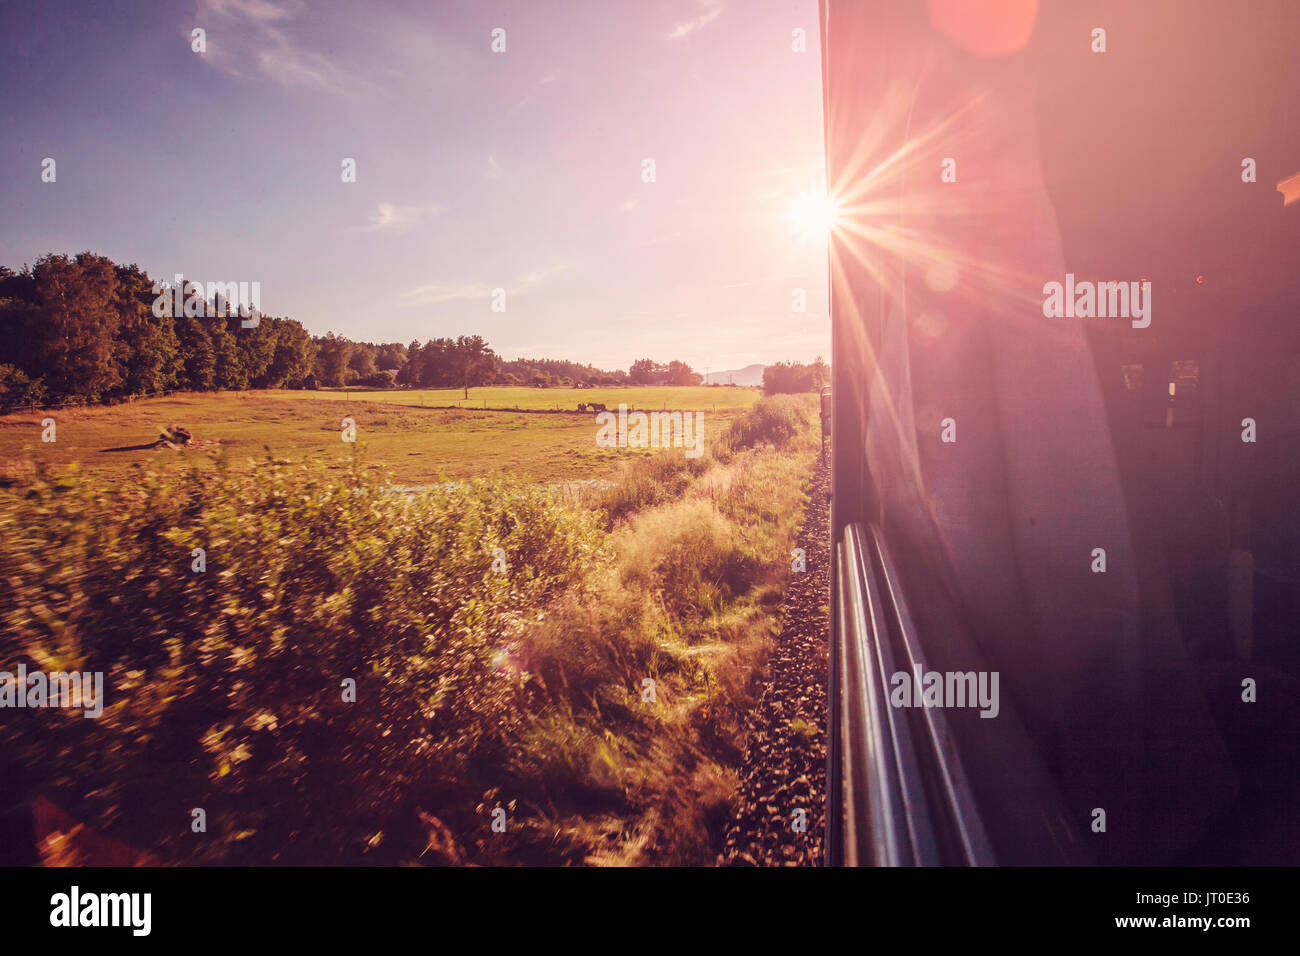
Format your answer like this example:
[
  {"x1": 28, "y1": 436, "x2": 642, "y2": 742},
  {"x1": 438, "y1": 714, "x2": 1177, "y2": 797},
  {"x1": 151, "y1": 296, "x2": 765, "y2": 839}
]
[{"x1": 789, "y1": 190, "x2": 844, "y2": 241}]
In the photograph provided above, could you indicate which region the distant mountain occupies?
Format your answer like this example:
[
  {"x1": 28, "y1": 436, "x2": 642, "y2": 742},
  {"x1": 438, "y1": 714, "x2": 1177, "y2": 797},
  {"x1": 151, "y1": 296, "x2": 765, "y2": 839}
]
[{"x1": 702, "y1": 363, "x2": 765, "y2": 387}]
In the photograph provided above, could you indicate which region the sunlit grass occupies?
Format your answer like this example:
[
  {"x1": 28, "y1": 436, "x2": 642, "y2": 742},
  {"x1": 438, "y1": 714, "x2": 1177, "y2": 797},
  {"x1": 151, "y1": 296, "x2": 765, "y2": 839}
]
[
  {"x1": 0, "y1": 393, "x2": 820, "y2": 866},
  {"x1": 0, "y1": 388, "x2": 755, "y2": 484}
]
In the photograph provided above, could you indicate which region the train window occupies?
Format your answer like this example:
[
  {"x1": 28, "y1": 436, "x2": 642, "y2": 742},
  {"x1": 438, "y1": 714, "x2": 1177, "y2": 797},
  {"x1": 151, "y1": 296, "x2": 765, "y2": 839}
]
[
  {"x1": 823, "y1": 0, "x2": 1300, "y2": 868},
  {"x1": 1170, "y1": 359, "x2": 1200, "y2": 389}
]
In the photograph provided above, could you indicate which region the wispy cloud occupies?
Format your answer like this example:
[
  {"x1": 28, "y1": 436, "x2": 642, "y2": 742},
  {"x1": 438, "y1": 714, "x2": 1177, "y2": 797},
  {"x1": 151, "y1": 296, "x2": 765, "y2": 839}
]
[
  {"x1": 361, "y1": 201, "x2": 440, "y2": 232},
  {"x1": 508, "y1": 71, "x2": 563, "y2": 114},
  {"x1": 398, "y1": 282, "x2": 494, "y2": 307},
  {"x1": 517, "y1": 264, "x2": 567, "y2": 284},
  {"x1": 202, "y1": 0, "x2": 293, "y2": 23},
  {"x1": 668, "y1": 0, "x2": 723, "y2": 39},
  {"x1": 193, "y1": 0, "x2": 370, "y2": 95},
  {"x1": 399, "y1": 264, "x2": 567, "y2": 309}
]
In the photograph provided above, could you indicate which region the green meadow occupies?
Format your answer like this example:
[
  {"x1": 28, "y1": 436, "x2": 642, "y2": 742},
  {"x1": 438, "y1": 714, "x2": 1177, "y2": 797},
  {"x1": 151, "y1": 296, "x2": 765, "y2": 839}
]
[
  {"x1": 0, "y1": 386, "x2": 758, "y2": 485},
  {"x1": 310, "y1": 384, "x2": 761, "y2": 412},
  {"x1": 0, "y1": 388, "x2": 820, "y2": 866}
]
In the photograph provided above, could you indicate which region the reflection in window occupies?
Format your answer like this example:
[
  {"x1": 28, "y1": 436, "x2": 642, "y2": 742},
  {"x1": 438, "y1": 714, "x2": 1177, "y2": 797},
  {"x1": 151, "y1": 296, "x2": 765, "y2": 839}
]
[{"x1": 1171, "y1": 359, "x2": 1200, "y2": 390}]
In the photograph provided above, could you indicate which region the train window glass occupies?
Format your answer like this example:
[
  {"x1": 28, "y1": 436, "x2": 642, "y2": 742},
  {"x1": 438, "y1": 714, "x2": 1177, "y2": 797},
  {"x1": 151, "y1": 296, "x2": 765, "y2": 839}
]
[
  {"x1": 1120, "y1": 364, "x2": 1144, "y2": 390},
  {"x1": 1170, "y1": 359, "x2": 1200, "y2": 390}
]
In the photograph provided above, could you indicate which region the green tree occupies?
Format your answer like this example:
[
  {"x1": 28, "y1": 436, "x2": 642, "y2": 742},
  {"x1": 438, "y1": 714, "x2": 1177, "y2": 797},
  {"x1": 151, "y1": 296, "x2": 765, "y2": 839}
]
[
  {"x1": 211, "y1": 315, "x2": 246, "y2": 389},
  {"x1": 629, "y1": 358, "x2": 661, "y2": 384},
  {"x1": 666, "y1": 360, "x2": 700, "y2": 386},
  {"x1": 113, "y1": 263, "x2": 180, "y2": 397},
  {"x1": 347, "y1": 344, "x2": 378, "y2": 381},
  {"x1": 28, "y1": 253, "x2": 123, "y2": 403},
  {"x1": 455, "y1": 335, "x2": 495, "y2": 398},
  {"x1": 0, "y1": 363, "x2": 46, "y2": 408},
  {"x1": 263, "y1": 319, "x2": 316, "y2": 387},
  {"x1": 762, "y1": 360, "x2": 827, "y2": 395},
  {"x1": 376, "y1": 342, "x2": 408, "y2": 372},
  {"x1": 175, "y1": 311, "x2": 217, "y2": 390},
  {"x1": 314, "y1": 333, "x2": 354, "y2": 387},
  {"x1": 397, "y1": 340, "x2": 424, "y2": 386},
  {"x1": 233, "y1": 314, "x2": 277, "y2": 388}
]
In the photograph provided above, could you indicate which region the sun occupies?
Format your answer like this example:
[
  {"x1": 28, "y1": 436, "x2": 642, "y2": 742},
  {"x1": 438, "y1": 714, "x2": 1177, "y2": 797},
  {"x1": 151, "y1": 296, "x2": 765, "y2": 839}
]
[{"x1": 789, "y1": 190, "x2": 844, "y2": 241}]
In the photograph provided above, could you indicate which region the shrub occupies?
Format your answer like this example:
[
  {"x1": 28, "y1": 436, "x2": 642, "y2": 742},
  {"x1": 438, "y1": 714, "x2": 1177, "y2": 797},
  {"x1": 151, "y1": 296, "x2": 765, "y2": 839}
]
[
  {"x1": 0, "y1": 451, "x2": 606, "y2": 864},
  {"x1": 617, "y1": 499, "x2": 762, "y2": 621},
  {"x1": 0, "y1": 392, "x2": 821, "y2": 865},
  {"x1": 0, "y1": 363, "x2": 46, "y2": 409},
  {"x1": 720, "y1": 394, "x2": 810, "y2": 455},
  {"x1": 761, "y1": 359, "x2": 828, "y2": 395},
  {"x1": 593, "y1": 452, "x2": 708, "y2": 525}
]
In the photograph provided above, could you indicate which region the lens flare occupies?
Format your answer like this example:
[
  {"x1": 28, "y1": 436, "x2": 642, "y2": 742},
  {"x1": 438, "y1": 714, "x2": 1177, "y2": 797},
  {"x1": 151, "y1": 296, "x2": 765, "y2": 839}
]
[{"x1": 789, "y1": 190, "x2": 844, "y2": 241}]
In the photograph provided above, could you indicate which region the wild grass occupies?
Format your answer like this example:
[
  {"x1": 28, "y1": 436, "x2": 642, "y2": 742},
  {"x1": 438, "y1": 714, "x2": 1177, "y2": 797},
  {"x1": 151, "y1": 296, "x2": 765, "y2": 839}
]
[
  {"x1": 309, "y1": 384, "x2": 761, "y2": 412},
  {"x1": 0, "y1": 389, "x2": 751, "y2": 485},
  {"x1": 0, "y1": 393, "x2": 819, "y2": 865},
  {"x1": 502, "y1": 393, "x2": 819, "y2": 863}
]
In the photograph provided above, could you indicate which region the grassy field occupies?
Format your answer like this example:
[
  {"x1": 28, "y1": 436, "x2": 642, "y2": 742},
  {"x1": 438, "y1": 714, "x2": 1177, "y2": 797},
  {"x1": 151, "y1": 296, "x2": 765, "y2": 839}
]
[
  {"x1": 0, "y1": 386, "x2": 759, "y2": 484},
  {"x1": 311, "y1": 384, "x2": 761, "y2": 412},
  {"x1": 0, "y1": 388, "x2": 820, "y2": 866}
]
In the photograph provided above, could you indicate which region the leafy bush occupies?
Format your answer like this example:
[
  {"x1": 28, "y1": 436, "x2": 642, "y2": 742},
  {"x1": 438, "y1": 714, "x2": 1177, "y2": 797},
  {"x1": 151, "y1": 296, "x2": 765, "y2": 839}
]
[
  {"x1": 0, "y1": 363, "x2": 46, "y2": 409},
  {"x1": 761, "y1": 359, "x2": 828, "y2": 395},
  {"x1": 720, "y1": 393, "x2": 810, "y2": 455},
  {"x1": 617, "y1": 500, "x2": 762, "y2": 620},
  {"x1": 593, "y1": 451, "x2": 709, "y2": 525},
  {"x1": 592, "y1": 396, "x2": 811, "y2": 525},
  {"x1": 0, "y1": 451, "x2": 606, "y2": 864},
  {"x1": 0, "y1": 393, "x2": 821, "y2": 865}
]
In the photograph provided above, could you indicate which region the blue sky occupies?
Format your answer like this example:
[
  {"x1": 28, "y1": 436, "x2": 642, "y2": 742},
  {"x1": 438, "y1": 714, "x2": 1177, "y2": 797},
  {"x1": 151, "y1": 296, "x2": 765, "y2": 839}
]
[{"x1": 0, "y1": 0, "x2": 829, "y2": 372}]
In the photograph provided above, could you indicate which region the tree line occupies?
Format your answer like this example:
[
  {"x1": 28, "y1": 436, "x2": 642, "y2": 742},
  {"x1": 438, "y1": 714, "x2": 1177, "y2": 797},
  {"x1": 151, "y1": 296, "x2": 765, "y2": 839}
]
[
  {"x1": 761, "y1": 359, "x2": 830, "y2": 395},
  {"x1": 0, "y1": 251, "x2": 805, "y2": 408},
  {"x1": 0, "y1": 253, "x2": 318, "y2": 407}
]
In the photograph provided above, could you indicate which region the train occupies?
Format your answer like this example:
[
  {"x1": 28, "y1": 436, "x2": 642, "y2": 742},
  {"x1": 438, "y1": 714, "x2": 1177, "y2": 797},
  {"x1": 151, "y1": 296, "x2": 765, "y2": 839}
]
[{"x1": 821, "y1": 0, "x2": 1300, "y2": 866}]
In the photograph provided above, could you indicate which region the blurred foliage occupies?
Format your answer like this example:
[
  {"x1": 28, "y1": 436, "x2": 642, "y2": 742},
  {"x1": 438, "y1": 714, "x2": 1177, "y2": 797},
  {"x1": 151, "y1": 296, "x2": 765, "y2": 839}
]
[
  {"x1": 761, "y1": 358, "x2": 829, "y2": 396},
  {"x1": 0, "y1": 449, "x2": 605, "y2": 864},
  {"x1": 719, "y1": 393, "x2": 811, "y2": 456},
  {"x1": 0, "y1": 395, "x2": 818, "y2": 865}
]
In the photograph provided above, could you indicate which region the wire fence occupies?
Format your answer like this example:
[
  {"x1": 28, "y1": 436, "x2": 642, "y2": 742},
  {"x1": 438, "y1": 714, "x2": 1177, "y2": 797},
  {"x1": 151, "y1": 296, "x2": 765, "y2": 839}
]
[{"x1": 0, "y1": 389, "x2": 183, "y2": 416}]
